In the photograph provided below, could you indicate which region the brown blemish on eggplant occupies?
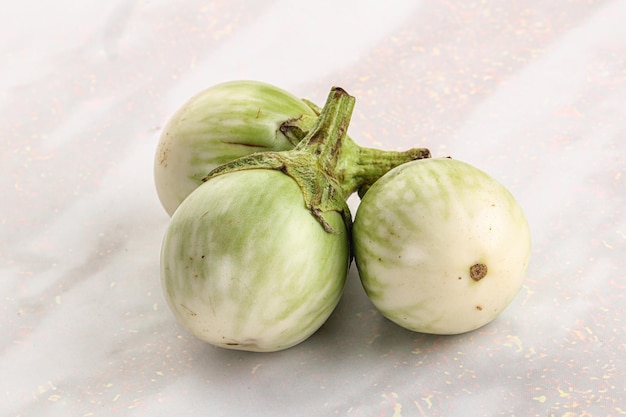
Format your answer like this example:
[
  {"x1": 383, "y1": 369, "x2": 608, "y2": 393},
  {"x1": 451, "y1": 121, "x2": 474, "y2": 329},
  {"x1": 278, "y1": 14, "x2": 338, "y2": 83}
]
[{"x1": 470, "y1": 263, "x2": 488, "y2": 281}]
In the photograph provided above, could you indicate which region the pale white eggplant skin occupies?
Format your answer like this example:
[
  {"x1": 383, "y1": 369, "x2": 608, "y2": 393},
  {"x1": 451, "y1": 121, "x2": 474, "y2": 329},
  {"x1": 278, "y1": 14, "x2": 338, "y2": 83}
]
[
  {"x1": 353, "y1": 158, "x2": 531, "y2": 335},
  {"x1": 160, "y1": 169, "x2": 350, "y2": 352},
  {"x1": 154, "y1": 80, "x2": 317, "y2": 216}
]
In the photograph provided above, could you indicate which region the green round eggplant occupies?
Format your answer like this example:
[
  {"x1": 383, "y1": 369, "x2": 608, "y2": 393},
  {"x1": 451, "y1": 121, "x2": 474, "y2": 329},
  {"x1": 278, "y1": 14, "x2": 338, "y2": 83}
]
[
  {"x1": 154, "y1": 80, "x2": 317, "y2": 216},
  {"x1": 353, "y1": 158, "x2": 531, "y2": 335},
  {"x1": 160, "y1": 169, "x2": 350, "y2": 352}
]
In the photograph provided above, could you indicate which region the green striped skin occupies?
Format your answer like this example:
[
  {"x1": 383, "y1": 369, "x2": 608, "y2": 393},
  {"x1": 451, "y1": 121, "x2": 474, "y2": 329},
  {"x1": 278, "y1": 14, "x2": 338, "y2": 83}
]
[
  {"x1": 155, "y1": 80, "x2": 317, "y2": 216},
  {"x1": 353, "y1": 158, "x2": 531, "y2": 335},
  {"x1": 160, "y1": 169, "x2": 350, "y2": 352}
]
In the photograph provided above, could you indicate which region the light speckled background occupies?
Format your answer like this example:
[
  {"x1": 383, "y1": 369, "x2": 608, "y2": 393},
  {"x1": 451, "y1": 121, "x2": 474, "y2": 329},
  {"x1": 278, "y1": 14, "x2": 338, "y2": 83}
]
[{"x1": 2, "y1": 1, "x2": 625, "y2": 416}]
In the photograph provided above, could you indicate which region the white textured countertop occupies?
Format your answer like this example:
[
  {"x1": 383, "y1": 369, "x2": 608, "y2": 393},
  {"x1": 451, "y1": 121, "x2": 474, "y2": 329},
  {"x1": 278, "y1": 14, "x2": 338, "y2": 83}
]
[{"x1": 2, "y1": 1, "x2": 625, "y2": 416}]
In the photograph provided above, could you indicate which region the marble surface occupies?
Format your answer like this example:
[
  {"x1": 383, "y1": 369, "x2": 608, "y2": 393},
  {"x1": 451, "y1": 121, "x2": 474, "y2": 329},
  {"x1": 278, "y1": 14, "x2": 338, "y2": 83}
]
[{"x1": 2, "y1": 1, "x2": 625, "y2": 416}]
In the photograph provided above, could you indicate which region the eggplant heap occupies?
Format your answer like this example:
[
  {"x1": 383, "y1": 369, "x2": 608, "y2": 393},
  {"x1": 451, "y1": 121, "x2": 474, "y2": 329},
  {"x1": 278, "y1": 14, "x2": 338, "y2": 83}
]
[{"x1": 155, "y1": 81, "x2": 530, "y2": 352}]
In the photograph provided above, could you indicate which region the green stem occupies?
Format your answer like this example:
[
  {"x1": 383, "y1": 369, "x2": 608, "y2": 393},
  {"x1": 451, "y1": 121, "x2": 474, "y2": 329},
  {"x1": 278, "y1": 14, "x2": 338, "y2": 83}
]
[
  {"x1": 204, "y1": 87, "x2": 431, "y2": 234},
  {"x1": 204, "y1": 87, "x2": 357, "y2": 233},
  {"x1": 282, "y1": 100, "x2": 431, "y2": 199},
  {"x1": 293, "y1": 87, "x2": 356, "y2": 190},
  {"x1": 336, "y1": 139, "x2": 431, "y2": 198}
]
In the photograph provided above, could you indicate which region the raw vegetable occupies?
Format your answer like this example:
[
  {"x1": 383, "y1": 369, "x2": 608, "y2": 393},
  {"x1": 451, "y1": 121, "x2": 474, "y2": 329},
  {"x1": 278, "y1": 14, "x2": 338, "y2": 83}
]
[
  {"x1": 161, "y1": 168, "x2": 350, "y2": 352},
  {"x1": 154, "y1": 80, "x2": 428, "y2": 216},
  {"x1": 353, "y1": 158, "x2": 531, "y2": 335},
  {"x1": 160, "y1": 87, "x2": 430, "y2": 351},
  {"x1": 154, "y1": 80, "x2": 319, "y2": 216}
]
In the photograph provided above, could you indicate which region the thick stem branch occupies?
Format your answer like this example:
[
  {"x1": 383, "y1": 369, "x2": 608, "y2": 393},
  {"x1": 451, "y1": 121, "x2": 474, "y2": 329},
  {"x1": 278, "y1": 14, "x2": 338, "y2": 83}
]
[
  {"x1": 293, "y1": 87, "x2": 355, "y2": 179},
  {"x1": 282, "y1": 97, "x2": 431, "y2": 199}
]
